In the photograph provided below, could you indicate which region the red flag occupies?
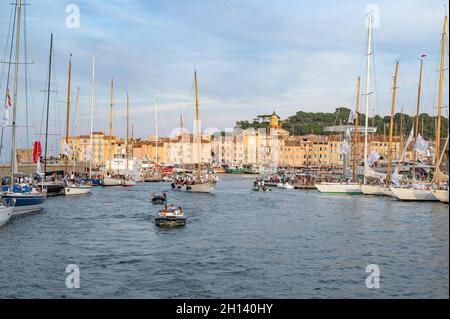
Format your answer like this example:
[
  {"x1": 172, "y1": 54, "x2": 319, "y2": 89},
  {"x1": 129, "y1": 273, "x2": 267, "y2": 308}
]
[{"x1": 33, "y1": 141, "x2": 42, "y2": 164}]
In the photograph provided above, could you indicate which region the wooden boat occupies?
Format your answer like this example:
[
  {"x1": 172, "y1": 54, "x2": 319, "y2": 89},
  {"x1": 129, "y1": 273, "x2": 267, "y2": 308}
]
[
  {"x1": 174, "y1": 181, "x2": 216, "y2": 193},
  {"x1": 390, "y1": 185, "x2": 438, "y2": 201},
  {"x1": 155, "y1": 206, "x2": 186, "y2": 227}
]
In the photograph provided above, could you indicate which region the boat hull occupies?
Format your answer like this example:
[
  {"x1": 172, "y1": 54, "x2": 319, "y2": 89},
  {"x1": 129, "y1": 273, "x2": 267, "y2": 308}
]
[
  {"x1": 65, "y1": 186, "x2": 92, "y2": 196},
  {"x1": 123, "y1": 180, "x2": 136, "y2": 187},
  {"x1": 0, "y1": 207, "x2": 14, "y2": 227},
  {"x1": 315, "y1": 183, "x2": 362, "y2": 194},
  {"x1": 101, "y1": 178, "x2": 123, "y2": 186},
  {"x1": 155, "y1": 216, "x2": 186, "y2": 227},
  {"x1": 277, "y1": 183, "x2": 294, "y2": 189},
  {"x1": 173, "y1": 182, "x2": 215, "y2": 193},
  {"x1": 361, "y1": 184, "x2": 393, "y2": 197},
  {"x1": 2, "y1": 193, "x2": 46, "y2": 215},
  {"x1": 390, "y1": 187, "x2": 438, "y2": 201},
  {"x1": 433, "y1": 189, "x2": 449, "y2": 203}
]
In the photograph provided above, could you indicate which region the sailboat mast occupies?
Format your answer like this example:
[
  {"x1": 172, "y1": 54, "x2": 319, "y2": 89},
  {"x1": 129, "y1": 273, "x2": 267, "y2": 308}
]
[
  {"x1": 386, "y1": 61, "x2": 399, "y2": 185},
  {"x1": 399, "y1": 107, "x2": 404, "y2": 158},
  {"x1": 363, "y1": 15, "x2": 373, "y2": 184},
  {"x1": 10, "y1": 0, "x2": 22, "y2": 189},
  {"x1": 108, "y1": 79, "x2": 114, "y2": 174},
  {"x1": 89, "y1": 53, "x2": 95, "y2": 179},
  {"x1": 412, "y1": 56, "x2": 425, "y2": 179},
  {"x1": 194, "y1": 71, "x2": 201, "y2": 180},
  {"x1": 155, "y1": 98, "x2": 158, "y2": 164},
  {"x1": 64, "y1": 53, "x2": 72, "y2": 174},
  {"x1": 180, "y1": 114, "x2": 185, "y2": 178},
  {"x1": 352, "y1": 76, "x2": 361, "y2": 181},
  {"x1": 435, "y1": 15, "x2": 447, "y2": 166},
  {"x1": 43, "y1": 33, "x2": 53, "y2": 179},
  {"x1": 126, "y1": 92, "x2": 129, "y2": 171}
]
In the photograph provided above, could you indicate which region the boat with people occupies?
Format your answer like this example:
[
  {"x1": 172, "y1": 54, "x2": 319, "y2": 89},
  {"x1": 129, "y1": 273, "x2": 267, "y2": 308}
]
[
  {"x1": 152, "y1": 192, "x2": 167, "y2": 204},
  {"x1": 252, "y1": 179, "x2": 271, "y2": 192},
  {"x1": 155, "y1": 204, "x2": 186, "y2": 227}
]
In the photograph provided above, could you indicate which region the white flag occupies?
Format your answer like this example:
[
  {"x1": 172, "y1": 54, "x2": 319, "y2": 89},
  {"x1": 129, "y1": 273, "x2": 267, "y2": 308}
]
[
  {"x1": 348, "y1": 110, "x2": 357, "y2": 124},
  {"x1": 36, "y1": 156, "x2": 42, "y2": 176},
  {"x1": 414, "y1": 134, "x2": 428, "y2": 154},
  {"x1": 391, "y1": 167, "x2": 400, "y2": 186},
  {"x1": 63, "y1": 141, "x2": 72, "y2": 156},
  {"x1": 1, "y1": 109, "x2": 9, "y2": 128},
  {"x1": 367, "y1": 150, "x2": 380, "y2": 167},
  {"x1": 340, "y1": 140, "x2": 350, "y2": 155}
]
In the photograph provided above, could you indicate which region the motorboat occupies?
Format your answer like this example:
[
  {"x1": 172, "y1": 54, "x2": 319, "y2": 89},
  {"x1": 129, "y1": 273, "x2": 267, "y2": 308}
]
[
  {"x1": 65, "y1": 184, "x2": 92, "y2": 196},
  {"x1": 155, "y1": 205, "x2": 186, "y2": 227}
]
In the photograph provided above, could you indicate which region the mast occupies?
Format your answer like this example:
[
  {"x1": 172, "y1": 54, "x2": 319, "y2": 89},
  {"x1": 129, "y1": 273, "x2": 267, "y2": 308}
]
[
  {"x1": 155, "y1": 98, "x2": 158, "y2": 164},
  {"x1": 108, "y1": 78, "x2": 114, "y2": 175},
  {"x1": 126, "y1": 92, "x2": 129, "y2": 171},
  {"x1": 89, "y1": 53, "x2": 96, "y2": 179},
  {"x1": 10, "y1": 0, "x2": 22, "y2": 189},
  {"x1": 435, "y1": 15, "x2": 447, "y2": 167},
  {"x1": 43, "y1": 33, "x2": 53, "y2": 179},
  {"x1": 352, "y1": 76, "x2": 361, "y2": 181},
  {"x1": 399, "y1": 107, "x2": 404, "y2": 159},
  {"x1": 412, "y1": 55, "x2": 425, "y2": 180},
  {"x1": 64, "y1": 53, "x2": 72, "y2": 174},
  {"x1": 194, "y1": 70, "x2": 201, "y2": 180},
  {"x1": 386, "y1": 60, "x2": 399, "y2": 185},
  {"x1": 180, "y1": 114, "x2": 185, "y2": 178},
  {"x1": 363, "y1": 15, "x2": 373, "y2": 184}
]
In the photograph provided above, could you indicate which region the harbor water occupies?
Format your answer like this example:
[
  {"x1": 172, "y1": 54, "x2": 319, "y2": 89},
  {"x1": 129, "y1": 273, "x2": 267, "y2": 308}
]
[{"x1": 0, "y1": 175, "x2": 448, "y2": 298}]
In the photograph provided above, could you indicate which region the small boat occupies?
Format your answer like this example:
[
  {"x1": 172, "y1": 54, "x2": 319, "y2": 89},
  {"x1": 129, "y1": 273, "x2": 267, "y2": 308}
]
[
  {"x1": 252, "y1": 186, "x2": 271, "y2": 192},
  {"x1": 101, "y1": 177, "x2": 123, "y2": 187},
  {"x1": 173, "y1": 181, "x2": 216, "y2": 193},
  {"x1": 0, "y1": 202, "x2": 14, "y2": 227},
  {"x1": 65, "y1": 184, "x2": 92, "y2": 196},
  {"x1": 277, "y1": 182, "x2": 294, "y2": 190},
  {"x1": 152, "y1": 194, "x2": 167, "y2": 204},
  {"x1": 122, "y1": 178, "x2": 136, "y2": 187},
  {"x1": 155, "y1": 206, "x2": 186, "y2": 227}
]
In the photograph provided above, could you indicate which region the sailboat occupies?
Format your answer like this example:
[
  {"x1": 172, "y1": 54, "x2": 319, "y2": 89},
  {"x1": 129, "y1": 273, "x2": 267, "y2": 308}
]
[
  {"x1": 63, "y1": 55, "x2": 92, "y2": 196},
  {"x1": 391, "y1": 16, "x2": 447, "y2": 201},
  {"x1": 101, "y1": 79, "x2": 122, "y2": 186},
  {"x1": 122, "y1": 92, "x2": 136, "y2": 187},
  {"x1": 315, "y1": 16, "x2": 376, "y2": 197},
  {"x1": 361, "y1": 61, "x2": 399, "y2": 197},
  {"x1": 174, "y1": 70, "x2": 218, "y2": 193},
  {"x1": 1, "y1": 1, "x2": 46, "y2": 214}
]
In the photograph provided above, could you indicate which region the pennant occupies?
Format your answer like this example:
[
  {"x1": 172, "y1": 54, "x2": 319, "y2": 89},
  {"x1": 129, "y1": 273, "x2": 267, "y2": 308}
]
[
  {"x1": 6, "y1": 88, "x2": 11, "y2": 107},
  {"x1": 367, "y1": 150, "x2": 380, "y2": 167},
  {"x1": 63, "y1": 141, "x2": 72, "y2": 156},
  {"x1": 391, "y1": 167, "x2": 400, "y2": 186},
  {"x1": 414, "y1": 134, "x2": 428, "y2": 154},
  {"x1": 348, "y1": 110, "x2": 357, "y2": 124},
  {"x1": 36, "y1": 156, "x2": 42, "y2": 176},
  {"x1": 340, "y1": 140, "x2": 350, "y2": 155}
]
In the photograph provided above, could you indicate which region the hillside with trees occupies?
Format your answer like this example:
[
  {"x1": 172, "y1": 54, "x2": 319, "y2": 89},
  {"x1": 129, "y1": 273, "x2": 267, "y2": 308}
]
[{"x1": 235, "y1": 107, "x2": 449, "y2": 139}]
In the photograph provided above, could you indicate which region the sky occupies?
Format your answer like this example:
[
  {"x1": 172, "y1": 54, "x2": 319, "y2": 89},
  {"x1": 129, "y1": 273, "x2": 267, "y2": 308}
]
[{"x1": 0, "y1": 0, "x2": 448, "y2": 156}]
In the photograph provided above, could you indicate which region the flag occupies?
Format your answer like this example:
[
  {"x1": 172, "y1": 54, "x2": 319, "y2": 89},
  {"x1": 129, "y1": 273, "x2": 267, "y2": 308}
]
[
  {"x1": 367, "y1": 150, "x2": 380, "y2": 167},
  {"x1": 348, "y1": 110, "x2": 357, "y2": 124},
  {"x1": 36, "y1": 156, "x2": 42, "y2": 177},
  {"x1": 6, "y1": 88, "x2": 11, "y2": 107},
  {"x1": 1, "y1": 88, "x2": 11, "y2": 127},
  {"x1": 414, "y1": 134, "x2": 428, "y2": 154},
  {"x1": 340, "y1": 140, "x2": 350, "y2": 155},
  {"x1": 391, "y1": 167, "x2": 400, "y2": 186},
  {"x1": 63, "y1": 141, "x2": 72, "y2": 156}
]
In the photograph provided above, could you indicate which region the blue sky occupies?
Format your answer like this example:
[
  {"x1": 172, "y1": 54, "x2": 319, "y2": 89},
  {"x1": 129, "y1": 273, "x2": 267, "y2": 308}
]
[{"x1": 0, "y1": 0, "x2": 448, "y2": 155}]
